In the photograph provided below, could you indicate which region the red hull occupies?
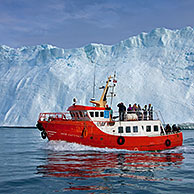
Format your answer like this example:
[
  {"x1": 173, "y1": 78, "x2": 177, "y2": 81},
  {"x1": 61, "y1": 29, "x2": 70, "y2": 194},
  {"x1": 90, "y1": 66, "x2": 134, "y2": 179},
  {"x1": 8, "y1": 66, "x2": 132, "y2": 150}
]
[{"x1": 39, "y1": 120, "x2": 183, "y2": 151}]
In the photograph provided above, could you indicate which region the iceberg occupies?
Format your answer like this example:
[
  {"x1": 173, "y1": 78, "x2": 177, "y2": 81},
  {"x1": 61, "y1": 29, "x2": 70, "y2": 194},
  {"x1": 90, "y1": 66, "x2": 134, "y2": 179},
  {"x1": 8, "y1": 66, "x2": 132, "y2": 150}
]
[
  {"x1": 178, "y1": 123, "x2": 194, "y2": 130},
  {"x1": 0, "y1": 27, "x2": 194, "y2": 126}
]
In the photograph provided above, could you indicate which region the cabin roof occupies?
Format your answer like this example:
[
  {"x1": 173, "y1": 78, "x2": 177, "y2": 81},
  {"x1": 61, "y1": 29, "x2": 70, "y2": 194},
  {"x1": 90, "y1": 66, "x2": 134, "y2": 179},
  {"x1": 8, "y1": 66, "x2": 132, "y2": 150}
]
[{"x1": 67, "y1": 105, "x2": 108, "y2": 111}]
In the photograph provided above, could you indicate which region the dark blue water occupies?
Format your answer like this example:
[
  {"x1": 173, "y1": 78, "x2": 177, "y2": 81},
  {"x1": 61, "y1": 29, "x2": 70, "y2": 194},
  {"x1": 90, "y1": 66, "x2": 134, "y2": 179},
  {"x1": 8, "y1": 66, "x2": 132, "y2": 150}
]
[{"x1": 0, "y1": 127, "x2": 194, "y2": 193}]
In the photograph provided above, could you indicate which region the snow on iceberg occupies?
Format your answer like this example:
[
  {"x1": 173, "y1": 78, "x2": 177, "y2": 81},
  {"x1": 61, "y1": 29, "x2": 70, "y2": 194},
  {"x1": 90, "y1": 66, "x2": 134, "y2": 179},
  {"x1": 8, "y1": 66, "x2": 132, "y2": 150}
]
[
  {"x1": 178, "y1": 123, "x2": 194, "y2": 130},
  {"x1": 0, "y1": 27, "x2": 194, "y2": 126}
]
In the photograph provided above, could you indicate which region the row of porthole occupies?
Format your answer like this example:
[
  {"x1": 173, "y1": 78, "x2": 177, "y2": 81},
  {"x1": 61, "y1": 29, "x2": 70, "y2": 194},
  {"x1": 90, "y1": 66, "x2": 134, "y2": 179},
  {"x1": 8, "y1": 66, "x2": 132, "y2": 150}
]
[
  {"x1": 81, "y1": 129, "x2": 171, "y2": 148},
  {"x1": 117, "y1": 136, "x2": 171, "y2": 147},
  {"x1": 90, "y1": 136, "x2": 171, "y2": 148}
]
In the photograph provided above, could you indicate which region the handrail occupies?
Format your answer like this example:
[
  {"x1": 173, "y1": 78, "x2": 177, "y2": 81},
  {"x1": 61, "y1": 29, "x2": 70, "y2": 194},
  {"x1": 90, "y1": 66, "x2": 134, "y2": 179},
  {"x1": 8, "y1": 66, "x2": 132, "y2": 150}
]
[
  {"x1": 113, "y1": 110, "x2": 159, "y2": 121},
  {"x1": 38, "y1": 110, "x2": 164, "y2": 123},
  {"x1": 38, "y1": 112, "x2": 90, "y2": 121},
  {"x1": 38, "y1": 112, "x2": 71, "y2": 121}
]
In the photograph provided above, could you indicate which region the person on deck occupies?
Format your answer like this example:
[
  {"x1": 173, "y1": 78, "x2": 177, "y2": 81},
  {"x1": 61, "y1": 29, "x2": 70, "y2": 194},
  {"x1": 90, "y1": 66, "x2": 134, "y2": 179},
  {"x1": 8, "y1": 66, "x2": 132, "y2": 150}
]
[
  {"x1": 143, "y1": 105, "x2": 148, "y2": 120},
  {"x1": 133, "y1": 103, "x2": 138, "y2": 112},
  {"x1": 148, "y1": 104, "x2": 153, "y2": 120},
  {"x1": 172, "y1": 124, "x2": 180, "y2": 133},
  {"x1": 127, "y1": 104, "x2": 133, "y2": 113},
  {"x1": 137, "y1": 104, "x2": 143, "y2": 120},
  {"x1": 117, "y1": 102, "x2": 126, "y2": 121},
  {"x1": 165, "y1": 124, "x2": 171, "y2": 133}
]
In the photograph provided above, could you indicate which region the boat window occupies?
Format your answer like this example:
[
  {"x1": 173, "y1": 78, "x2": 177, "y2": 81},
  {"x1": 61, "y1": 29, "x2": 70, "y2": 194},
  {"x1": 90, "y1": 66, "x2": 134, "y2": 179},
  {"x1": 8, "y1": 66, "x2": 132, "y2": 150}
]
[
  {"x1": 76, "y1": 112, "x2": 79, "y2": 119},
  {"x1": 70, "y1": 112, "x2": 73, "y2": 118},
  {"x1": 126, "y1": 126, "x2": 131, "y2": 133},
  {"x1": 154, "y1": 125, "x2": 159, "y2": 132},
  {"x1": 146, "y1": 126, "x2": 151, "y2": 132},
  {"x1": 90, "y1": 112, "x2": 94, "y2": 117},
  {"x1": 118, "y1": 126, "x2": 123, "y2": 133},
  {"x1": 83, "y1": 111, "x2": 87, "y2": 117},
  {"x1": 133, "y1": 126, "x2": 138, "y2": 133},
  {"x1": 79, "y1": 111, "x2": 83, "y2": 118},
  {"x1": 100, "y1": 111, "x2": 104, "y2": 117},
  {"x1": 95, "y1": 111, "x2": 99, "y2": 117}
]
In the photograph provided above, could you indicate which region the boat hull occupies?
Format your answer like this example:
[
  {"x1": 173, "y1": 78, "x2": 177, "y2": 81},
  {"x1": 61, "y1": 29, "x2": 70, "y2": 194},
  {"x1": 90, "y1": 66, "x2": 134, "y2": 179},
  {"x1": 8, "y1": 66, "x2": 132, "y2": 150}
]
[{"x1": 38, "y1": 120, "x2": 183, "y2": 151}]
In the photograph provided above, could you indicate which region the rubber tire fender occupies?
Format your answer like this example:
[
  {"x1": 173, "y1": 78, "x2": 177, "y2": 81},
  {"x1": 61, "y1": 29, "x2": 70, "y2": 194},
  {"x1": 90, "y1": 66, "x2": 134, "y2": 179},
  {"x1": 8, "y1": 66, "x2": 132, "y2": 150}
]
[
  {"x1": 165, "y1": 139, "x2": 171, "y2": 147},
  {"x1": 41, "y1": 131, "x2": 47, "y2": 139},
  {"x1": 36, "y1": 123, "x2": 44, "y2": 131},
  {"x1": 117, "y1": 136, "x2": 125, "y2": 145}
]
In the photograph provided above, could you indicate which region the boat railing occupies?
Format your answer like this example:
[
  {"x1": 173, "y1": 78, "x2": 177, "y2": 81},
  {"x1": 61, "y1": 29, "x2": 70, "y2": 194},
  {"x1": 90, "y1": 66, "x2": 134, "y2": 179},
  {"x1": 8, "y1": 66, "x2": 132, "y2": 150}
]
[
  {"x1": 38, "y1": 112, "x2": 72, "y2": 121},
  {"x1": 38, "y1": 109, "x2": 164, "y2": 124},
  {"x1": 112, "y1": 110, "x2": 160, "y2": 122}
]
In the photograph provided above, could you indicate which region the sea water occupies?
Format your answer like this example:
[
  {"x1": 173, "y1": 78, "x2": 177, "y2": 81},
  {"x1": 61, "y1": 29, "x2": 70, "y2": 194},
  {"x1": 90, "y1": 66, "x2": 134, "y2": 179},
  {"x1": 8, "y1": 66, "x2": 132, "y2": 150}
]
[{"x1": 0, "y1": 127, "x2": 194, "y2": 193}]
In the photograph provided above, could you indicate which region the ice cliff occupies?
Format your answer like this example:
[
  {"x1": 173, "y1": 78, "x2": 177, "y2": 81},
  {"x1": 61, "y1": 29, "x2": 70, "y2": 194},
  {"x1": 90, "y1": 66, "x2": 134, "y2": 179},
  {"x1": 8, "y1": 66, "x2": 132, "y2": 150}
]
[{"x1": 0, "y1": 27, "x2": 194, "y2": 126}]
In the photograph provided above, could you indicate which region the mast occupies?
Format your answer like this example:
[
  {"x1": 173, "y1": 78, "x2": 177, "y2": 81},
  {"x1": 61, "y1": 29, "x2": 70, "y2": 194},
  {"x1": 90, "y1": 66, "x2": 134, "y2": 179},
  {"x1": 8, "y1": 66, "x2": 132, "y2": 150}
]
[
  {"x1": 90, "y1": 74, "x2": 117, "y2": 108},
  {"x1": 90, "y1": 76, "x2": 111, "y2": 107}
]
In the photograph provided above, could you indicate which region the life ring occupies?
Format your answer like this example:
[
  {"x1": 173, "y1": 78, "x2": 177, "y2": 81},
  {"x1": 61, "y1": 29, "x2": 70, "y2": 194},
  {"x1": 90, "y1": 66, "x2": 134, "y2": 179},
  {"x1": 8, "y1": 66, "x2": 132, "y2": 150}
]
[
  {"x1": 165, "y1": 139, "x2": 171, "y2": 147},
  {"x1": 41, "y1": 131, "x2": 47, "y2": 139},
  {"x1": 134, "y1": 147, "x2": 139, "y2": 151},
  {"x1": 82, "y1": 128, "x2": 88, "y2": 138},
  {"x1": 117, "y1": 136, "x2": 125, "y2": 145}
]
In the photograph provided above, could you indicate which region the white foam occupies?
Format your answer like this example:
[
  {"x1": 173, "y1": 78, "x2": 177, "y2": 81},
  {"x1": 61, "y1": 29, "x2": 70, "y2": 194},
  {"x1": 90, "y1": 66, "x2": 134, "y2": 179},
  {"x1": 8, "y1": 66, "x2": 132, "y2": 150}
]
[
  {"x1": 161, "y1": 145, "x2": 194, "y2": 154},
  {"x1": 45, "y1": 140, "x2": 132, "y2": 153}
]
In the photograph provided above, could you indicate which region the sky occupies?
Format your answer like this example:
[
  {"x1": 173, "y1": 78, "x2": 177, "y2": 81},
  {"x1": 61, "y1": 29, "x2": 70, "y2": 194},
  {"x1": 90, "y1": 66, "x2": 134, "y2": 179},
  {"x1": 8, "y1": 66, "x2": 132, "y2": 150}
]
[{"x1": 0, "y1": 0, "x2": 194, "y2": 49}]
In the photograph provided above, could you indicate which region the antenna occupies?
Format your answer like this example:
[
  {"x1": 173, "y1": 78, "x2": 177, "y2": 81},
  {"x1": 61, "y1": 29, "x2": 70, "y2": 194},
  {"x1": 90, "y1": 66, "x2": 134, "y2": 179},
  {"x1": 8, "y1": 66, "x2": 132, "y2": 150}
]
[
  {"x1": 110, "y1": 71, "x2": 117, "y2": 106},
  {"x1": 87, "y1": 55, "x2": 96, "y2": 104},
  {"x1": 92, "y1": 60, "x2": 96, "y2": 99}
]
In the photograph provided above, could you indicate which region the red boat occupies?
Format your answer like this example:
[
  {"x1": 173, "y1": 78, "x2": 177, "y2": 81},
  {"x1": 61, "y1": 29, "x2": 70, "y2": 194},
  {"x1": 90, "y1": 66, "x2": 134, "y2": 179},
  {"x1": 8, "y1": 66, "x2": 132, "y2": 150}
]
[{"x1": 36, "y1": 75, "x2": 183, "y2": 151}]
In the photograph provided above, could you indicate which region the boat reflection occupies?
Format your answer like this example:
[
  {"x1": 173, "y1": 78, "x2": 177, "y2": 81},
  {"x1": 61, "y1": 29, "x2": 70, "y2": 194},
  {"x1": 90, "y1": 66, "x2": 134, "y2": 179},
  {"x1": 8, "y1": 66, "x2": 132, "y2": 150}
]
[{"x1": 37, "y1": 151, "x2": 184, "y2": 183}]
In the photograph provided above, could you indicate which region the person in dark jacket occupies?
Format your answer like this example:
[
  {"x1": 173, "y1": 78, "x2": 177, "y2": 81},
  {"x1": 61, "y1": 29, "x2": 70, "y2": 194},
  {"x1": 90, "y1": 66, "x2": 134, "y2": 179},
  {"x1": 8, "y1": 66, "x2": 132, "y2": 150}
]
[
  {"x1": 148, "y1": 104, "x2": 153, "y2": 120},
  {"x1": 165, "y1": 124, "x2": 171, "y2": 133},
  {"x1": 137, "y1": 104, "x2": 142, "y2": 120},
  {"x1": 117, "y1": 102, "x2": 126, "y2": 121},
  {"x1": 172, "y1": 124, "x2": 180, "y2": 132},
  {"x1": 143, "y1": 105, "x2": 148, "y2": 120}
]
